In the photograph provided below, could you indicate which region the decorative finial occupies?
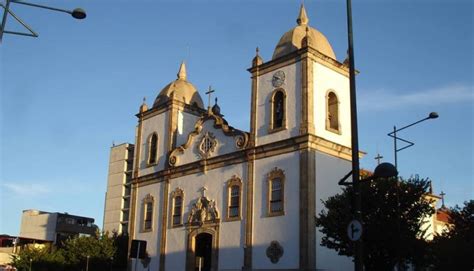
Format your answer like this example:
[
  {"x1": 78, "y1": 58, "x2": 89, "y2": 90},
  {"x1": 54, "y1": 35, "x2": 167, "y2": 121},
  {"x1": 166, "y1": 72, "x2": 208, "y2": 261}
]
[
  {"x1": 297, "y1": 3, "x2": 309, "y2": 26},
  {"x1": 177, "y1": 61, "x2": 187, "y2": 80},
  {"x1": 252, "y1": 46, "x2": 263, "y2": 67},
  {"x1": 139, "y1": 96, "x2": 148, "y2": 113},
  {"x1": 215, "y1": 97, "x2": 218, "y2": 105}
]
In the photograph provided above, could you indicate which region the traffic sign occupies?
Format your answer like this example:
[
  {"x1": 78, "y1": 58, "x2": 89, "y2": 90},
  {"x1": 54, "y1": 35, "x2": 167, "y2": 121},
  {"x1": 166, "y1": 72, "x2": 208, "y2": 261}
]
[{"x1": 347, "y1": 220, "x2": 363, "y2": 241}]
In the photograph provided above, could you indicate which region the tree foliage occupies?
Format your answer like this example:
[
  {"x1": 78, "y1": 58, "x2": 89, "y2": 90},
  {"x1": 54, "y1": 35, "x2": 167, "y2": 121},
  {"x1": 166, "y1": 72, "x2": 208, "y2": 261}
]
[
  {"x1": 430, "y1": 200, "x2": 474, "y2": 270},
  {"x1": 11, "y1": 232, "x2": 128, "y2": 271},
  {"x1": 316, "y1": 176, "x2": 435, "y2": 270}
]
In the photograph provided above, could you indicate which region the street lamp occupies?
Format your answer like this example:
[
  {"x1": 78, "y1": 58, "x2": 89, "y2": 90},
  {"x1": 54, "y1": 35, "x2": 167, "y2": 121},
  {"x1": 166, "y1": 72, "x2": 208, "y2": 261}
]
[
  {"x1": 387, "y1": 112, "x2": 438, "y2": 269},
  {"x1": 344, "y1": 0, "x2": 363, "y2": 269},
  {"x1": 387, "y1": 112, "x2": 439, "y2": 169},
  {"x1": 0, "y1": 0, "x2": 86, "y2": 42}
]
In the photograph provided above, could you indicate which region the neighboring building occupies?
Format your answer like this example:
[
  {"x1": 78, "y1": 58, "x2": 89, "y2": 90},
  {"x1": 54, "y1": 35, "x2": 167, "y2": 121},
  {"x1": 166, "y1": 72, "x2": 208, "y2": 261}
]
[
  {"x1": 103, "y1": 143, "x2": 134, "y2": 235},
  {"x1": 105, "y1": 5, "x2": 358, "y2": 270},
  {"x1": 19, "y1": 210, "x2": 97, "y2": 245}
]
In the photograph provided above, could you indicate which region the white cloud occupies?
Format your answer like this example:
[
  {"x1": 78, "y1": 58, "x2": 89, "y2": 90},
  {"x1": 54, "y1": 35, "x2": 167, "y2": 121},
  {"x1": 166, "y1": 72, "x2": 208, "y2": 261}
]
[
  {"x1": 358, "y1": 84, "x2": 474, "y2": 111},
  {"x1": 2, "y1": 182, "x2": 51, "y2": 196}
]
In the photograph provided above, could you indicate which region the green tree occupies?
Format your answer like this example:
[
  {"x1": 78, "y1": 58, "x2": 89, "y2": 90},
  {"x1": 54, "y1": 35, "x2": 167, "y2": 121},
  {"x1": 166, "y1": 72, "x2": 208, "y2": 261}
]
[
  {"x1": 11, "y1": 233, "x2": 117, "y2": 271},
  {"x1": 430, "y1": 200, "x2": 474, "y2": 270},
  {"x1": 316, "y1": 176, "x2": 435, "y2": 270}
]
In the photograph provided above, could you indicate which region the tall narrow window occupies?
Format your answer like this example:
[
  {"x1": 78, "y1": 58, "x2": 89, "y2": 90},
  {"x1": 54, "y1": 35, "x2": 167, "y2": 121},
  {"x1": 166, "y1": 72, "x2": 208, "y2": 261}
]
[
  {"x1": 270, "y1": 179, "x2": 282, "y2": 212},
  {"x1": 148, "y1": 133, "x2": 158, "y2": 165},
  {"x1": 142, "y1": 194, "x2": 154, "y2": 231},
  {"x1": 327, "y1": 92, "x2": 340, "y2": 132},
  {"x1": 229, "y1": 186, "x2": 240, "y2": 217},
  {"x1": 171, "y1": 188, "x2": 184, "y2": 227},
  {"x1": 173, "y1": 196, "x2": 182, "y2": 226},
  {"x1": 271, "y1": 89, "x2": 286, "y2": 131},
  {"x1": 267, "y1": 168, "x2": 285, "y2": 216},
  {"x1": 226, "y1": 176, "x2": 242, "y2": 221}
]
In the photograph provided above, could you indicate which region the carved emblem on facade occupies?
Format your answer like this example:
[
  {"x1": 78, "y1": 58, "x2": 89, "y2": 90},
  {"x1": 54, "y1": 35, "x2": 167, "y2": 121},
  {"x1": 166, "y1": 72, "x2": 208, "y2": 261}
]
[
  {"x1": 187, "y1": 195, "x2": 219, "y2": 226},
  {"x1": 266, "y1": 240, "x2": 284, "y2": 264},
  {"x1": 198, "y1": 132, "x2": 217, "y2": 159}
]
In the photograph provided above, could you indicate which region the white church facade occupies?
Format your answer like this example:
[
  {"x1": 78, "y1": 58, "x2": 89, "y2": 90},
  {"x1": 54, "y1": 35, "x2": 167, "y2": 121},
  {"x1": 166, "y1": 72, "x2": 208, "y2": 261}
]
[{"x1": 104, "y1": 5, "x2": 357, "y2": 270}]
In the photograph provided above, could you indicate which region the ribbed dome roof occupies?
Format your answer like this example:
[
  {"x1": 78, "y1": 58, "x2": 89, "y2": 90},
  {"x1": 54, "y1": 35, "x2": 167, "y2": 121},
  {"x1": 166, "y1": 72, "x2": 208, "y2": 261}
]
[
  {"x1": 272, "y1": 5, "x2": 336, "y2": 60},
  {"x1": 153, "y1": 62, "x2": 204, "y2": 108}
]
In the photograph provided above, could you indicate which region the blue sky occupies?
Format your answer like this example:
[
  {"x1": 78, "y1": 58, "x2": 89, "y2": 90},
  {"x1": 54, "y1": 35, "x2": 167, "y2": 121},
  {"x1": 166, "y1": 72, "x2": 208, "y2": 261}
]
[{"x1": 1, "y1": 0, "x2": 472, "y2": 235}]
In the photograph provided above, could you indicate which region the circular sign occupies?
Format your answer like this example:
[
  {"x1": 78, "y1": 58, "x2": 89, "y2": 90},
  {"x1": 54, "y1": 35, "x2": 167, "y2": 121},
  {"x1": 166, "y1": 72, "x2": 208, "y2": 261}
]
[{"x1": 347, "y1": 220, "x2": 363, "y2": 241}]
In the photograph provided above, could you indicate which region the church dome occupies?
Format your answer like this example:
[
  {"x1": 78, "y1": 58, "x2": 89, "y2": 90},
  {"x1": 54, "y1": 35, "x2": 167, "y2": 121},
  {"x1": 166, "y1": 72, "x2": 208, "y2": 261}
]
[
  {"x1": 153, "y1": 62, "x2": 204, "y2": 108},
  {"x1": 272, "y1": 5, "x2": 336, "y2": 60}
]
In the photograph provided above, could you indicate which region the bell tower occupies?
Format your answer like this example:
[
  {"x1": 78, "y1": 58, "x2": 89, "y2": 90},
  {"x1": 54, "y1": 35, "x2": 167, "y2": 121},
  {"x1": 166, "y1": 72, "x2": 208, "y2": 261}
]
[{"x1": 247, "y1": 4, "x2": 354, "y2": 270}]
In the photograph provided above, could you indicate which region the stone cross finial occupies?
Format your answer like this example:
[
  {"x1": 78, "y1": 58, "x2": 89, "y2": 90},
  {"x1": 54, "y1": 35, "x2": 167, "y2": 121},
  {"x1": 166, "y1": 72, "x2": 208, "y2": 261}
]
[
  {"x1": 374, "y1": 153, "x2": 383, "y2": 165},
  {"x1": 440, "y1": 191, "x2": 446, "y2": 208},
  {"x1": 205, "y1": 86, "x2": 215, "y2": 111}
]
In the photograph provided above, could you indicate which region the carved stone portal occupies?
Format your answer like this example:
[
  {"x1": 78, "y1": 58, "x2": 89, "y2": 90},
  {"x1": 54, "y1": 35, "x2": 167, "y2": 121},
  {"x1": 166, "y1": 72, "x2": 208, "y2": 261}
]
[
  {"x1": 266, "y1": 241, "x2": 284, "y2": 264},
  {"x1": 187, "y1": 196, "x2": 219, "y2": 226}
]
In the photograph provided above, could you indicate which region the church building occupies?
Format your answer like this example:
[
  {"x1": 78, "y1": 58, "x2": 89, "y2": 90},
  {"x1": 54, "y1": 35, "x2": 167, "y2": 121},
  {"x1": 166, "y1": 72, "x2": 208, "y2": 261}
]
[{"x1": 104, "y1": 5, "x2": 356, "y2": 270}]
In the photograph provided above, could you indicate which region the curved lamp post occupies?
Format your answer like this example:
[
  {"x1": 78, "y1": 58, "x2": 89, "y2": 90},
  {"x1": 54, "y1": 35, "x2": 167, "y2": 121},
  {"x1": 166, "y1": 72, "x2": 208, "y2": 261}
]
[
  {"x1": 0, "y1": 0, "x2": 86, "y2": 42},
  {"x1": 388, "y1": 112, "x2": 439, "y2": 169}
]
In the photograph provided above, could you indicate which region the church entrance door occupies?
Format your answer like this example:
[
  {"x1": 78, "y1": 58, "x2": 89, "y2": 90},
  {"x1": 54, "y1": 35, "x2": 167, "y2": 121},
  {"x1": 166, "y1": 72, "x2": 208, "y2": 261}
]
[{"x1": 195, "y1": 232, "x2": 212, "y2": 271}]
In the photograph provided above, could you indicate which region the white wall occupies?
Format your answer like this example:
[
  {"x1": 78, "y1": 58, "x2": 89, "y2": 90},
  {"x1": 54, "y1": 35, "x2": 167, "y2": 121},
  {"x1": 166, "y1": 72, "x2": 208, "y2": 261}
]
[
  {"x1": 315, "y1": 151, "x2": 353, "y2": 270},
  {"x1": 256, "y1": 62, "x2": 302, "y2": 146},
  {"x1": 313, "y1": 61, "x2": 351, "y2": 148},
  {"x1": 133, "y1": 182, "x2": 163, "y2": 271},
  {"x1": 166, "y1": 163, "x2": 247, "y2": 270},
  {"x1": 253, "y1": 151, "x2": 300, "y2": 269},
  {"x1": 139, "y1": 112, "x2": 169, "y2": 176},
  {"x1": 173, "y1": 119, "x2": 244, "y2": 166},
  {"x1": 176, "y1": 110, "x2": 200, "y2": 147}
]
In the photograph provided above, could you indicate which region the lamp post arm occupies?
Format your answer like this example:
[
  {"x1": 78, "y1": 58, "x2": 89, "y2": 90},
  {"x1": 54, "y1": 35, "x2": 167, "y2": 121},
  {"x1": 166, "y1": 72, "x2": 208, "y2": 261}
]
[
  {"x1": 10, "y1": 0, "x2": 73, "y2": 15},
  {"x1": 0, "y1": 0, "x2": 11, "y2": 42},
  {"x1": 387, "y1": 116, "x2": 430, "y2": 136},
  {"x1": 0, "y1": 3, "x2": 38, "y2": 37}
]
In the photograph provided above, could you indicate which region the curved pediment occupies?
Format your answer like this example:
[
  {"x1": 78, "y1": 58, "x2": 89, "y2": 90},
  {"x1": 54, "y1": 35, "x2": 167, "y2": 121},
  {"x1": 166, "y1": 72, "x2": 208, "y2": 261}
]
[{"x1": 169, "y1": 113, "x2": 249, "y2": 167}]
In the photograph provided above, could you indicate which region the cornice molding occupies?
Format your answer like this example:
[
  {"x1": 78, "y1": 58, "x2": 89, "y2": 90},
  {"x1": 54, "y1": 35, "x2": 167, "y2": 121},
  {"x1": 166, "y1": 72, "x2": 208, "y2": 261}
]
[{"x1": 134, "y1": 134, "x2": 364, "y2": 186}]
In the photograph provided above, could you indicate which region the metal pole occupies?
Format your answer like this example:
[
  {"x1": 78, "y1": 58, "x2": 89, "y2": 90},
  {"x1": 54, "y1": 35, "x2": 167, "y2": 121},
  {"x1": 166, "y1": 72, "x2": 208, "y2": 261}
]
[
  {"x1": 0, "y1": 0, "x2": 11, "y2": 42},
  {"x1": 393, "y1": 126, "x2": 398, "y2": 169},
  {"x1": 134, "y1": 242, "x2": 140, "y2": 271},
  {"x1": 86, "y1": 256, "x2": 90, "y2": 271},
  {"x1": 345, "y1": 0, "x2": 362, "y2": 270}
]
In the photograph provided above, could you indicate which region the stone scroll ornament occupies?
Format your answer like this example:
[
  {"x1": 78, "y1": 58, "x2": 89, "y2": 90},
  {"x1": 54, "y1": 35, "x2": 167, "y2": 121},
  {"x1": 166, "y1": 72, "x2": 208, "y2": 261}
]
[{"x1": 266, "y1": 240, "x2": 284, "y2": 263}]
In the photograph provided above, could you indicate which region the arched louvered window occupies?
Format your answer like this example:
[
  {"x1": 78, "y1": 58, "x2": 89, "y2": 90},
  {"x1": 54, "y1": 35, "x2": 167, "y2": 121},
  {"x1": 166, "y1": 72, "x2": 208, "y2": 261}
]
[
  {"x1": 327, "y1": 91, "x2": 340, "y2": 132},
  {"x1": 148, "y1": 133, "x2": 158, "y2": 165},
  {"x1": 271, "y1": 89, "x2": 286, "y2": 131}
]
